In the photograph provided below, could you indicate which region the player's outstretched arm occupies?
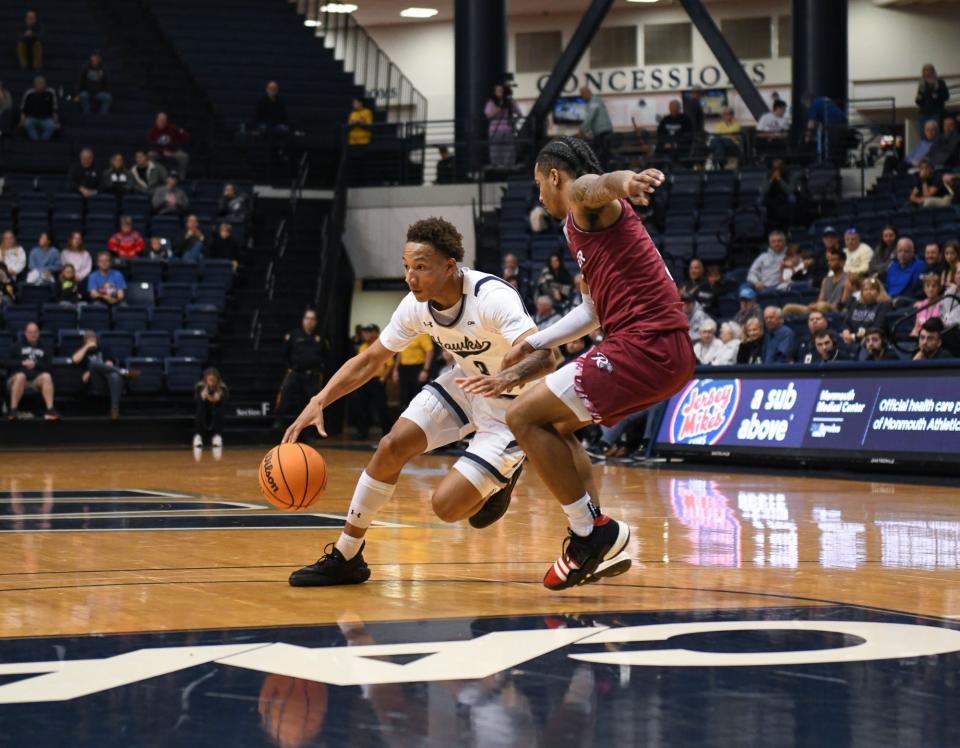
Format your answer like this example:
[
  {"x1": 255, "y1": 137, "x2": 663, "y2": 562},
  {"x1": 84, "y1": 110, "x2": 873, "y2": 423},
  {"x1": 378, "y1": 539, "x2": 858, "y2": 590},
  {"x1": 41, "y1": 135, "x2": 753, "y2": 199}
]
[
  {"x1": 282, "y1": 340, "x2": 395, "y2": 443},
  {"x1": 570, "y1": 169, "x2": 665, "y2": 210}
]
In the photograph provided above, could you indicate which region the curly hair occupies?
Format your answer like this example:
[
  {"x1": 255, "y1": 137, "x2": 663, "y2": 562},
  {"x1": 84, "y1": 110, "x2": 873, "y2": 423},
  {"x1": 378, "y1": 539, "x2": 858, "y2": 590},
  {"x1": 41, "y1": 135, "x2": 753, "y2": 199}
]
[
  {"x1": 535, "y1": 136, "x2": 603, "y2": 178},
  {"x1": 406, "y1": 217, "x2": 464, "y2": 262}
]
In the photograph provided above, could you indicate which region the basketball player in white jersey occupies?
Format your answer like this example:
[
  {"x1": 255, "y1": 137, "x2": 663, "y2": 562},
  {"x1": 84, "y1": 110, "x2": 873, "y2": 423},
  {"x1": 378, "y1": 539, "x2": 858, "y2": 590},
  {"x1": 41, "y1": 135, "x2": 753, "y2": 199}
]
[{"x1": 282, "y1": 217, "x2": 597, "y2": 586}]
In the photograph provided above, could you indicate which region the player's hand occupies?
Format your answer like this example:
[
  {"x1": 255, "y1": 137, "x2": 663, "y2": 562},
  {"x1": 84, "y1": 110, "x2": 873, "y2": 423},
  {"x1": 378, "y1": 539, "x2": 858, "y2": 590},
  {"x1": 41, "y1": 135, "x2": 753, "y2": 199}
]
[
  {"x1": 455, "y1": 373, "x2": 515, "y2": 398},
  {"x1": 624, "y1": 169, "x2": 665, "y2": 206},
  {"x1": 501, "y1": 340, "x2": 535, "y2": 370},
  {"x1": 282, "y1": 397, "x2": 327, "y2": 443}
]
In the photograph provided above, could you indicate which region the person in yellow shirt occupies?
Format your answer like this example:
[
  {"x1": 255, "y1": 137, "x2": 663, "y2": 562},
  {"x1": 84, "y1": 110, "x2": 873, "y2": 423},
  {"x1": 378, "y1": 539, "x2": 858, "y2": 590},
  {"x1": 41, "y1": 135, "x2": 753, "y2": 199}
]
[
  {"x1": 352, "y1": 324, "x2": 392, "y2": 439},
  {"x1": 708, "y1": 107, "x2": 741, "y2": 169},
  {"x1": 392, "y1": 332, "x2": 434, "y2": 409},
  {"x1": 347, "y1": 98, "x2": 373, "y2": 146}
]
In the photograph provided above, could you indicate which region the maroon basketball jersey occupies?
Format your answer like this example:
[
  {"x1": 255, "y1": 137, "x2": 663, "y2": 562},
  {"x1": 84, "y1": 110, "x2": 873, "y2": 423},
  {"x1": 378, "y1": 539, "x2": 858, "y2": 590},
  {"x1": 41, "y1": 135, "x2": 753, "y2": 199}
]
[{"x1": 564, "y1": 199, "x2": 688, "y2": 338}]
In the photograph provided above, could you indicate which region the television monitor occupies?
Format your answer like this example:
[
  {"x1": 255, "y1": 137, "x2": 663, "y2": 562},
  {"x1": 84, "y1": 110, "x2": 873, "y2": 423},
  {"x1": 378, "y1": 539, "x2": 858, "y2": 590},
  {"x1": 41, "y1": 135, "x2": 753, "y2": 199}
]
[
  {"x1": 553, "y1": 96, "x2": 588, "y2": 125},
  {"x1": 684, "y1": 88, "x2": 729, "y2": 117}
]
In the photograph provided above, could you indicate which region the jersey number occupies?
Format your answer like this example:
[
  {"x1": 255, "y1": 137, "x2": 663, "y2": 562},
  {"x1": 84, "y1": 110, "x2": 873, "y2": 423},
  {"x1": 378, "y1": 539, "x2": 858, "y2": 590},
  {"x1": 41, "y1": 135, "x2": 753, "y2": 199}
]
[{"x1": 473, "y1": 361, "x2": 490, "y2": 375}]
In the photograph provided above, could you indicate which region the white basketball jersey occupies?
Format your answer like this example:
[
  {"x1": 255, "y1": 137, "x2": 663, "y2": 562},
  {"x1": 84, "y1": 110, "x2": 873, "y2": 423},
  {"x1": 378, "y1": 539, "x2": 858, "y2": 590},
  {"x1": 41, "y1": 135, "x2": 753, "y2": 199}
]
[{"x1": 379, "y1": 269, "x2": 538, "y2": 392}]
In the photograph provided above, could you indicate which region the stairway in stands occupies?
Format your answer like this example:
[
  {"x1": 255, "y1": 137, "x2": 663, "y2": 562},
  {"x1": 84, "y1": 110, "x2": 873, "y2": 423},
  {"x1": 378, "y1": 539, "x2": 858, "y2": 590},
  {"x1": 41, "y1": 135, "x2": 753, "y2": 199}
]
[{"x1": 213, "y1": 196, "x2": 330, "y2": 439}]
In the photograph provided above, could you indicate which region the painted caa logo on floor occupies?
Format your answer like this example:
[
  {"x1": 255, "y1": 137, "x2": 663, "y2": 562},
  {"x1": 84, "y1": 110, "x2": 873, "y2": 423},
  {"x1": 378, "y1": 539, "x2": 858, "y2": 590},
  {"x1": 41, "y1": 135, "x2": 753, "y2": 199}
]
[{"x1": 669, "y1": 379, "x2": 741, "y2": 445}]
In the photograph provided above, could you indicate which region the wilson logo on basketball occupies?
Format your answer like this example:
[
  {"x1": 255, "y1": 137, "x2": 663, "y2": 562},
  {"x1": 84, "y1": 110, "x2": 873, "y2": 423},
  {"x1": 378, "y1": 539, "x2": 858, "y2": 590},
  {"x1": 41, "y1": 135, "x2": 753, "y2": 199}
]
[
  {"x1": 669, "y1": 379, "x2": 741, "y2": 445},
  {"x1": 262, "y1": 453, "x2": 280, "y2": 494}
]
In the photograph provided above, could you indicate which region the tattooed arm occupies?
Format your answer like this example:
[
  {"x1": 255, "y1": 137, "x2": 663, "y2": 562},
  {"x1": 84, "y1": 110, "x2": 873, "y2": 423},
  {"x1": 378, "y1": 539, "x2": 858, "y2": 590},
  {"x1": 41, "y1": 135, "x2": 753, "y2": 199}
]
[
  {"x1": 570, "y1": 169, "x2": 665, "y2": 231},
  {"x1": 456, "y1": 330, "x2": 561, "y2": 398}
]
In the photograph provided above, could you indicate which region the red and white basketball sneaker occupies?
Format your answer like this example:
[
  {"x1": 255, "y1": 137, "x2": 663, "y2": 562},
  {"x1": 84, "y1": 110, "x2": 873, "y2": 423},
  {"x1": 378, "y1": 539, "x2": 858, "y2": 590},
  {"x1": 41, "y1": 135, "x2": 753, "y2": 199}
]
[{"x1": 543, "y1": 515, "x2": 632, "y2": 590}]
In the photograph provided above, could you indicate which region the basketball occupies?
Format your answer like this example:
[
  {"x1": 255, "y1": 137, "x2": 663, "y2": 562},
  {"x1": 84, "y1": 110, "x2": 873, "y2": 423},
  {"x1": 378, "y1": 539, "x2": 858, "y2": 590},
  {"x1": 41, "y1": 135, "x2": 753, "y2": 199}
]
[
  {"x1": 258, "y1": 675, "x2": 328, "y2": 748},
  {"x1": 258, "y1": 443, "x2": 327, "y2": 512}
]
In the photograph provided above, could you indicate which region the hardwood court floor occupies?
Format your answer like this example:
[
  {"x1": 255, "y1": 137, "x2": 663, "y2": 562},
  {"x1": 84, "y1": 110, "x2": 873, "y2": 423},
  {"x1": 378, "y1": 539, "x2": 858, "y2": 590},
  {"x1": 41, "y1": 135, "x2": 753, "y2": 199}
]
[{"x1": 1, "y1": 447, "x2": 959, "y2": 640}]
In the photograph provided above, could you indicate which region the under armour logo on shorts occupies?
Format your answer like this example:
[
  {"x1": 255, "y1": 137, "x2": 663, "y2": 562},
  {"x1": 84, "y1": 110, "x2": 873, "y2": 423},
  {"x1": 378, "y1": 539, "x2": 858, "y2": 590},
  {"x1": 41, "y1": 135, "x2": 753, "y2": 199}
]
[{"x1": 591, "y1": 352, "x2": 613, "y2": 374}]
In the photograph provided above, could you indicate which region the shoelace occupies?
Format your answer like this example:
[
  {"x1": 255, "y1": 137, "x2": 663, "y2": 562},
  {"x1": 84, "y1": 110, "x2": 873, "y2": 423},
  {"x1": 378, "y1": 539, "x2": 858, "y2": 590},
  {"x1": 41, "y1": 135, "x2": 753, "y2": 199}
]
[{"x1": 313, "y1": 542, "x2": 339, "y2": 565}]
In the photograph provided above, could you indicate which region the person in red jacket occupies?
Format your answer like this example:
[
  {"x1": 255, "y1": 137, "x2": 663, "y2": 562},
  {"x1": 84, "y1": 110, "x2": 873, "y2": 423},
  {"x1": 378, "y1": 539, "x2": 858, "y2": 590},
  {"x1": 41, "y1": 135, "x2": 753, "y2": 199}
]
[
  {"x1": 147, "y1": 111, "x2": 190, "y2": 177},
  {"x1": 107, "y1": 215, "x2": 145, "y2": 260}
]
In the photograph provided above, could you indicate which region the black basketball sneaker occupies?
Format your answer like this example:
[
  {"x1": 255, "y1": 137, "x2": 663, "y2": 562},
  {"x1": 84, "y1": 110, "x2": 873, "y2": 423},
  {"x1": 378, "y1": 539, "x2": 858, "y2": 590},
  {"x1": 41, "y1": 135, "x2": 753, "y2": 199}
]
[
  {"x1": 288, "y1": 542, "x2": 371, "y2": 587},
  {"x1": 469, "y1": 461, "x2": 524, "y2": 529},
  {"x1": 543, "y1": 515, "x2": 632, "y2": 590}
]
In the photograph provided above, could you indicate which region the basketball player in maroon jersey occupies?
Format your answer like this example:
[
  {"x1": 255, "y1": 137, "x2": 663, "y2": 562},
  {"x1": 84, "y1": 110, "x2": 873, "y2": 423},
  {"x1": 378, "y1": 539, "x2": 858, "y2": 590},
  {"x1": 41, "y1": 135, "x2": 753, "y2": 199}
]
[{"x1": 460, "y1": 136, "x2": 695, "y2": 590}]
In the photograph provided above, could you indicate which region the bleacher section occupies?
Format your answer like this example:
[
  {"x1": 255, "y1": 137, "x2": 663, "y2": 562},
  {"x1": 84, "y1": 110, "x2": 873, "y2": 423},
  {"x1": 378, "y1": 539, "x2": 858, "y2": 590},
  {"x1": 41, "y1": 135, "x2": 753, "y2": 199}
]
[{"x1": 0, "y1": 0, "x2": 154, "y2": 173}]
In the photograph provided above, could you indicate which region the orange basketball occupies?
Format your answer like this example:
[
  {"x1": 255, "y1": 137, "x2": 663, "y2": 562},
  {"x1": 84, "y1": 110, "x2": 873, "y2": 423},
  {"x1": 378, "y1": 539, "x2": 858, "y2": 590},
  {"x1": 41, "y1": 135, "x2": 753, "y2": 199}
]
[
  {"x1": 258, "y1": 443, "x2": 327, "y2": 511},
  {"x1": 258, "y1": 674, "x2": 328, "y2": 748}
]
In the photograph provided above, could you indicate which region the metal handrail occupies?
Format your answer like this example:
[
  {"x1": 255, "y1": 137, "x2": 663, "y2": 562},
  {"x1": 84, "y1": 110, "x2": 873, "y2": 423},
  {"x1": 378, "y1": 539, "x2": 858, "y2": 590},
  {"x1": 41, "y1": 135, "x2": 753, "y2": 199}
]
[{"x1": 296, "y1": 3, "x2": 427, "y2": 123}]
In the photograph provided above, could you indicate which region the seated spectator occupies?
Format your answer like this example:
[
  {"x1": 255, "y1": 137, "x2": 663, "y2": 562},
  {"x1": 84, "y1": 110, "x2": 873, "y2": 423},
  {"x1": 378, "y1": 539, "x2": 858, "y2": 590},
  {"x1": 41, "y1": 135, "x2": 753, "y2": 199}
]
[
  {"x1": 656, "y1": 100, "x2": 692, "y2": 156},
  {"x1": 207, "y1": 222, "x2": 240, "y2": 271},
  {"x1": 60, "y1": 232, "x2": 92, "y2": 282},
  {"x1": 0, "y1": 261, "x2": 16, "y2": 305},
  {"x1": 929, "y1": 115, "x2": 959, "y2": 168},
  {"x1": 1, "y1": 231, "x2": 26, "y2": 280},
  {"x1": 941, "y1": 240, "x2": 959, "y2": 289},
  {"x1": 176, "y1": 214, "x2": 206, "y2": 263},
  {"x1": 218, "y1": 183, "x2": 249, "y2": 223},
  {"x1": 756, "y1": 99, "x2": 790, "y2": 137},
  {"x1": 762, "y1": 306, "x2": 795, "y2": 363},
  {"x1": 501, "y1": 253, "x2": 529, "y2": 296},
  {"x1": 67, "y1": 149, "x2": 99, "y2": 199},
  {"x1": 347, "y1": 97, "x2": 373, "y2": 146},
  {"x1": 194, "y1": 368, "x2": 228, "y2": 448},
  {"x1": 843, "y1": 228, "x2": 873, "y2": 275},
  {"x1": 858, "y1": 327, "x2": 897, "y2": 362},
  {"x1": 911, "y1": 274, "x2": 945, "y2": 336},
  {"x1": 926, "y1": 170, "x2": 957, "y2": 208},
  {"x1": 144, "y1": 236, "x2": 171, "y2": 262},
  {"x1": 841, "y1": 277, "x2": 890, "y2": 346},
  {"x1": 682, "y1": 292, "x2": 711, "y2": 340},
  {"x1": 786, "y1": 246, "x2": 849, "y2": 315},
  {"x1": 708, "y1": 107, "x2": 741, "y2": 169},
  {"x1": 55, "y1": 263, "x2": 82, "y2": 304},
  {"x1": 923, "y1": 242, "x2": 944, "y2": 278},
  {"x1": 562, "y1": 336, "x2": 591, "y2": 364},
  {"x1": 26, "y1": 232, "x2": 60, "y2": 284},
  {"x1": 695, "y1": 318, "x2": 735, "y2": 365},
  {"x1": 794, "y1": 310, "x2": 830, "y2": 364},
  {"x1": 533, "y1": 295, "x2": 561, "y2": 330},
  {"x1": 777, "y1": 244, "x2": 803, "y2": 289},
  {"x1": 909, "y1": 159, "x2": 942, "y2": 206},
  {"x1": 868, "y1": 225, "x2": 898, "y2": 279},
  {"x1": 129, "y1": 150, "x2": 167, "y2": 195},
  {"x1": 71, "y1": 330, "x2": 139, "y2": 419},
  {"x1": 0, "y1": 81, "x2": 14, "y2": 136},
  {"x1": 718, "y1": 321, "x2": 742, "y2": 362},
  {"x1": 790, "y1": 249, "x2": 818, "y2": 287},
  {"x1": 107, "y1": 216, "x2": 145, "y2": 260},
  {"x1": 148, "y1": 112, "x2": 190, "y2": 177},
  {"x1": 100, "y1": 153, "x2": 130, "y2": 195},
  {"x1": 733, "y1": 286, "x2": 763, "y2": 327},
  {"x1": 942, "y1": 264, "x2": 960, "y2": 326},
  {"x1": 7, "y1": 321, "x2": 58, "y2": 420},
  {"x1": 914, "y1": 318, "x2": 950, "y2": 360},
  {"x1": 905, "y1": 120, "x2": 940, "y2": 168},
  {"x1": 19, "y1": 75, "x2": 58, "y2": 141},
  {"x1": 255, "y1": 81, "x2": 290, "y2": 136},
  {"x1": 76, "y1": 51, "x2": 111, "y2": 115},
  {"x1": 87, "y1": 251, "x2": 126, "y2": 306},
  {"x1": 435, "y1": 146, "x2": 454, "y2": 184},
  {"x1": 700, "y1": 265, "x2": 730, "y2": 317},
  {"x1": 152, "y1": 175, "x2": 189, "y2": 216},
  {"x1": 679, "y1": 258, "x2": 708, "y2": 305},
  {"x1": 747, "y1": 231, "x2": 787, "y2": 291},
  {"x1": 736, "y1": 317, "x2": 764, "y2": 364},
  {"x1": 16, "y1": 11, "x2": 43, "y2": 70},
  {"x1": 536, "y1": 253, "x2": 573, "y2": 311},
  {"x1": 811, "y1": 330, "x2": 849, "y2": 364},
  {"x1": 886, "y1": 238, "x2": 926, "y2": 303}
]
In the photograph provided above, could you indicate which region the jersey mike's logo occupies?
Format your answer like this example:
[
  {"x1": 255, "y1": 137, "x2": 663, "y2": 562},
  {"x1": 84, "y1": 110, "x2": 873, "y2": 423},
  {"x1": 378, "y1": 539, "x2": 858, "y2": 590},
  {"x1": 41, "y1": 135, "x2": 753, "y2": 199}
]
[
  {"x1": 434, "y1": 335, "x2": 492, "y2": 358},
  {"x1": 669, "y1": 379, "x2": 741, "y2": 445}
]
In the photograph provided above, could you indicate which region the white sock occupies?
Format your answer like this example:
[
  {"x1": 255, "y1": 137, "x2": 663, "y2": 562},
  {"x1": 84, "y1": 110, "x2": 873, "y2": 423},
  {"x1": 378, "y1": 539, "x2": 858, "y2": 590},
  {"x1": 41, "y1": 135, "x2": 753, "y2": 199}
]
[
  {"x1": 563, "y1": 494, "x2": 598, "y2": 537},
  {"x1": 334, "y1": 471, "x2": 396, "y2": 559}
]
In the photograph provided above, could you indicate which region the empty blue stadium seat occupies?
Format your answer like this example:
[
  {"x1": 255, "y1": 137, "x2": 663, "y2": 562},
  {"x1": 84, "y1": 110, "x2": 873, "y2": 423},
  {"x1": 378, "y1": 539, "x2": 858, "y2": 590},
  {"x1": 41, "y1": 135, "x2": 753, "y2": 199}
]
[
  {"x1": 135, "y1": 331, "x2": 172, "y2": 359},
  {"x1": 165, "y1": 356, "x2": 202, "y2": 393},
  {"x1": 149, "y1": 306, "x2": 184, "y2": 332},
  {"x1": 78, "y1": 305, "x2": 111, "y2": 332},
  {"x1": 126, "y1": 357, "x2": 165, "y2": 394},
  {"x1": 98, "y1": 331, "x2": 135, "y2": 362},
  {"x1": 112, "y1": 306, "x2": 150, "y2": 332},
  {"x1": 165, "y1": 262, "x2": 202, "y2": 284},
  {"x1": 184, "y1": 304, "x2": 219, "y2": 336},
  {"x1": 193, "y1": 283, "x2": 226, "y2": 309},
  {"x1": 3, "y1": 304, "x2": 40, "y2": 332},
  {"x1": 158, "y1": 283, "x2": 195, "y2": 308},
  {"x1": 50, "y1": 357, "x2": 84, "y2": 396},
  {"x1": 40, "y1": 303, "x2": 78, "y2": 332},
  {"x1": 173, "y1": 329, "x2": 210, "y2": 360},
  {"x1": 126, "y1": 280, "x2": 156, "y2": 308},
  {"x1": 57, "y1": 329, "x2": 85, "y2": 355},
  {"x1": 130, "y1": 259, "x2": 165, "y2": 285},
  {"x1": 17, "y1": 284, "x2": 53, "y2": 305},
  {"x1": 201, "y1": 259, "x2": 235, "y2": 288}
]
